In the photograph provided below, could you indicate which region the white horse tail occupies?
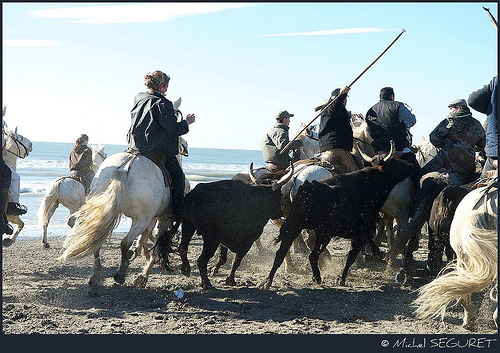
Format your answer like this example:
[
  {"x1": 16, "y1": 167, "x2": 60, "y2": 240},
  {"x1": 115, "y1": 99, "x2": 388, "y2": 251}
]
[
  {"x1": 59, "y1": 169, "x2": 126, "y2": 261},
  {"x1": 37, "y1": 178, "x2": 64, "y2": 227},
  {"x1": 413, "y1": 210, "x2": 498, "y2": 320}
]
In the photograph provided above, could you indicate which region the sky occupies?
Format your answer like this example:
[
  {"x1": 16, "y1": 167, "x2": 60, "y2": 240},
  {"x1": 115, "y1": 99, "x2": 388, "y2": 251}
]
[{"x1": 2, "y1": 2, "x2": 498, "y2": 151}]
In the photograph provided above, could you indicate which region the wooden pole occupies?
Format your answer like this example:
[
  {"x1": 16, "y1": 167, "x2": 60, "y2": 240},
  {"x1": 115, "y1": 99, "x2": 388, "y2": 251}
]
[
  {"x1": 483, "y1": 6, "x2": 498, "y2": 29},
  {"x1": 279, "y1": 29, "x2": 406, "y2": 155}
]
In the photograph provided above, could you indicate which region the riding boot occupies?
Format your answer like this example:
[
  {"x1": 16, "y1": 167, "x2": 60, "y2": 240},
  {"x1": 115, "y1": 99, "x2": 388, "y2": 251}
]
[{"x1": 6, "y1": 202, "x2": 28, "y2": 216}]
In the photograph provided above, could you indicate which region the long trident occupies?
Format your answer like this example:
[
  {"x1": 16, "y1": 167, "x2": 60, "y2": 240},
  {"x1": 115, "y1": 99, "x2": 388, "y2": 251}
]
[
  {"x1": 483, "y1": 6, "x2": 498, "y2": 29},
  {"x1": 280, "y1": 29, "x2": 406, "y2": 155}
]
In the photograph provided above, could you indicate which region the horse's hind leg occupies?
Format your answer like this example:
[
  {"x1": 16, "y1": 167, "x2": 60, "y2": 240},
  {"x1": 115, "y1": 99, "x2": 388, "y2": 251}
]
[
  {"x1": 114, "y1": 221, "x2": 150, "y2": 285},
  {"x1": 460, "y1": 294, "x2": 478, "y2": 331},
  {"x1": 88, "y1": 248, "x2": 103, "y2": 295},
  {"x1": 133, "y1": 220, "x2": 158, "y2": 289},
  {"x1": 41, "y1": 202, "x2": 59, "y2": 248}
]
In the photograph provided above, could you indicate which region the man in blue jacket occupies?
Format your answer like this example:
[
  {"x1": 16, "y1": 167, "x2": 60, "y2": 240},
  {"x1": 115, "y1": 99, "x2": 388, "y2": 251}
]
[{"x1": 468, "y1": 76, "x2": 498, "y2": 178}]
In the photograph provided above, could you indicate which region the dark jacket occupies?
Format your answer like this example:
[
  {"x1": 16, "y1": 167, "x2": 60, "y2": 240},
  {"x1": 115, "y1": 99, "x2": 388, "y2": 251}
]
[
  {"x1": 468, "y1": 76, "x2": 497, "y2": 158},
  {"x1": 318, "y1": 93, "x2": 353, "y2": 152},
  {"x1": 366, "y1": 100, "x2": 411, "y2": 152},
  {"x1": 127, "y1": 92, "x2": 189, "y2": 158},
  {"x1": 69, "y1": 145, "x2": 93, "y2": 177},
  {"x1": 429, "y1": 109, "x2": 486, "y2": 183}
]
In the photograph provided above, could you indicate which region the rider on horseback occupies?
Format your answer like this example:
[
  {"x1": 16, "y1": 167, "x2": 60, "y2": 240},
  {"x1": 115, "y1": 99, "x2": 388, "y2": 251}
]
[
  {"x1": 69, "y1": 134, "x2": 94, "y2": 195},
  {"x1": 261, "y1": 110, "x2": 303, "y2": 177},
  {"x1": 127, "y1": 70, "x2": 195, "y2": 223},
  {"x1": 317, "y1": 86, "x2": 362, "y2": 174}
]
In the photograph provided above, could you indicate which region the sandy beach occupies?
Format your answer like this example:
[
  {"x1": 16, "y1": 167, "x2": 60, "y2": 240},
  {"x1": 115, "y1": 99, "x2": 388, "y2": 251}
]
[{"x1": 2, "y1": 224, "x2": 498, "y2": 338}]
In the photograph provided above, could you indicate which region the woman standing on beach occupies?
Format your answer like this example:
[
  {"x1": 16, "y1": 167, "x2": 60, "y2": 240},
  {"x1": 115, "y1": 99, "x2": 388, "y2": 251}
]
[
  {"x1": 127, "y1": 70, "x2": 195, "y2": 223},
  {"x1": 69, "y1": 134, "x2": 94, "y2": 195}
]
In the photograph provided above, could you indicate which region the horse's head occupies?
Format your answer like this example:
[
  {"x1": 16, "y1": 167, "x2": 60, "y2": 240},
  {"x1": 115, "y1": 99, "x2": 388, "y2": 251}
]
[
  {"x1": 416, "y1": 138, "x2": 438, "y2": 167},
  {"x1": 2, "y1": 125, "x2": 33, "y2": 159},
  {"x1": 295, "y1": 123, "x2": 319, "y2": 159},
  {"x1": 91, "y1": 144, "x2": 107, "y2": 173}
]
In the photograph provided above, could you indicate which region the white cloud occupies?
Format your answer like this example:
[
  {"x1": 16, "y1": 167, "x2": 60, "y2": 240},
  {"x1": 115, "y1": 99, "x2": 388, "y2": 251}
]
[
  {"x1": 258, "y1": 27, "x2": 394, "y2": 37},
  {"x1": 4, "y1": 39, "x2": 60, "y2": 47},
  {"x1": 27, "y1": 3, "x2": 257, "y2": 24}
]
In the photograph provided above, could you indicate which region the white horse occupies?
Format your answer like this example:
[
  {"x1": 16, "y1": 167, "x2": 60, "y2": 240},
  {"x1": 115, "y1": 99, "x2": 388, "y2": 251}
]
[
  {"x1": 2, "y1": 120, "x2": 33, "y2": 246},
  {"x1": 413, "y1": 181, "x2": 498, "y2": 330},
  {"x1": 36, "y1": 145, "x2": 107, "y2": 248},
  {"x1": 58, "y1": 138, "x2": 189, "y2": 292},
  {"x1": 377, "y1": 138, "x2": 437, "y2": 263},
  {"x1": 415, "y1": 137, "x2": 438, "y2": 167}
]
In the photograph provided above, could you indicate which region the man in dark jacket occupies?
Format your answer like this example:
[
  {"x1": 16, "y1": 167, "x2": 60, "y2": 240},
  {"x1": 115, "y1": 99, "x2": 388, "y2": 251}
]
[
  {"x1": 318, "y1": 86, "x2": 360, "y2": 174},
  {"x1": 127, "y1": 70, "x2": 195, "y2": 222},
  {"x1": 420, "y1": 99, "x2": 486, "y2": 185},
  {"x1": 261, "y1": 110, "x2": 303, "y2": 172},
  {"x1": 468, "y1": 76, "x2": 498, "y2": 178},
  {"x1": 366, "y1": 87, "x2": 420, "y2": 184}
]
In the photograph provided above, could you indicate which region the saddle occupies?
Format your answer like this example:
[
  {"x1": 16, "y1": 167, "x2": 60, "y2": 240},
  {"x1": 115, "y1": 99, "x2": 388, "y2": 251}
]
[
  {"x1": 257, "y1": 158, "x2": 341, "y2": 184},
  {"x1": 122, "y1": 149, "x2": 171, "y2": 188}
]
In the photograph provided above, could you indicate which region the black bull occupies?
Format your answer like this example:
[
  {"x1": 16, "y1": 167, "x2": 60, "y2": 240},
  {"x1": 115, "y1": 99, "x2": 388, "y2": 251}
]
[
  {"x1": 155, "y1": 165, "x2": 293, "y2": 289},
  {"x1": 261, "y1": 151, "x2": 413, "y2": 289}
]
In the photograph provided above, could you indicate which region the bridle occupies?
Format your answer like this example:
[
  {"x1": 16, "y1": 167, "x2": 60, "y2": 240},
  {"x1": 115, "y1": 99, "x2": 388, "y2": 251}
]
[{"x1": 3, "y1": 131, "x2": 30, "y2": 159}]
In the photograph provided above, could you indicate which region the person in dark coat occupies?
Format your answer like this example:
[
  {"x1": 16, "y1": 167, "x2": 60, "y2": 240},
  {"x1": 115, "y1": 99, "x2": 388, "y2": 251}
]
[
  {"x1": 366, "y1": 87, "x2": 420, "y2": 185},
  {"x1": 420, "y1": 99, "x2": 486, "y2": 185},
  {"x1": 318, "y1": 86, "x2": 360, "y2": 174},
  {"x1": 69, "y1": 134, "x2": 94, "y2": 195},
  {"x1": 127, "y1": 70, "x2": 195, "y2": 222},
  {"x1": 468, "y1": 76, "x2": 498, "y2": 178}
]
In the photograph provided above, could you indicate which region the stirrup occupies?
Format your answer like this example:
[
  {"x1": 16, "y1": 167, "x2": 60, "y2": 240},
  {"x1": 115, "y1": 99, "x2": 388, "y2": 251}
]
[{"x1": 6, "y1": 202, "x2": 28, "y2": 216}]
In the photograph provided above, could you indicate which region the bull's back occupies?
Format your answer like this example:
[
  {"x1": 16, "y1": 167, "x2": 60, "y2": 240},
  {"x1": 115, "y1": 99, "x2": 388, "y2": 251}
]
[{"x1": 183, "y1": 180, "x2": 275, "y2": 229}]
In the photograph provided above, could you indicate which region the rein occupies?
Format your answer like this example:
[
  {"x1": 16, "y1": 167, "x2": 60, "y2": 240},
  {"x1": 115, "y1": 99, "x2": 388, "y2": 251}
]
[{"x1": 3, "y1": 132, "x2": 29, "y2": 158}]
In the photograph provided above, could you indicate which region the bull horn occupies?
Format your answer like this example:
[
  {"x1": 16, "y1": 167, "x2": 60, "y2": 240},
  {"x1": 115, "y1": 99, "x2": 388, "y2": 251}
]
[
  {"x1": 383, "y1": 140, "x2": 396, "y2": 162},
  {"x1": 272, "y1": 162, "x2": 294, "y2": 191},
  {"x1": 356, "y1": 141, "x2": 373, "y2": 164},
  {"x1": 249, "y1": 162, "x2": 258, "y2": 184}
]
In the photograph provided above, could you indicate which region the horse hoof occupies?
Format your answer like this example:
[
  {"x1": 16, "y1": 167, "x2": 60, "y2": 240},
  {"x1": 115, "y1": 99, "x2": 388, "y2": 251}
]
[
  {"x1": 43, "y1": 242, "x2": 50, "y2": 249},
  {"x1": 395, "y1": 270, "x2": 407, "y2": 285},
  {"x1": 3, "y1": 238, "x2": 13, "y2": 247},
  {"x1": 113, "y1": 273, "x2": 126, "y2": 285},
  {"x1": 133, "y1": 275, "x2": 147, "y2": 289},
  {"x1": 258, "y1": 279, "x2": 272, "y2": 290},
  {"x1": 225, "y1": 277, "x2": 236, "y2": 286}
]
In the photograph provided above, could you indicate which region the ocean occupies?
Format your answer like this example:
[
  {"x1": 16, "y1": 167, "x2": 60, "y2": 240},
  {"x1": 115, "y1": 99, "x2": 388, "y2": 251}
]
[{"x1": 10, "y1": 141, "x2": 265, "y2": 239}]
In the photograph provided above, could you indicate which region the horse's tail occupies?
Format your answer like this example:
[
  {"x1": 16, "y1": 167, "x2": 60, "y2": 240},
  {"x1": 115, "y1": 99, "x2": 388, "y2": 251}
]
[
  {"x1": 58, "y1": 170, "x2": 126, "y2": 261},
  {"x1": 152, "y1": 221, "x2": 179, "y2": 271},
  {"x1": 413, "y1": 210, "x2": 498, "y2": 320},
  {"x1": 37, "y1": 178, "x2": 64, "y2": 227}
]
